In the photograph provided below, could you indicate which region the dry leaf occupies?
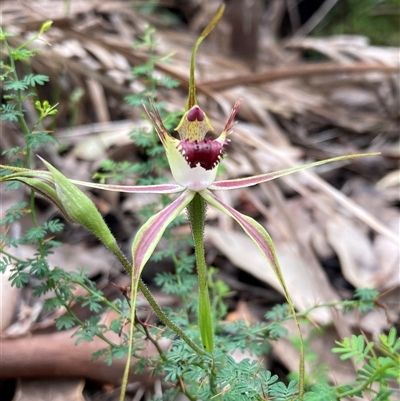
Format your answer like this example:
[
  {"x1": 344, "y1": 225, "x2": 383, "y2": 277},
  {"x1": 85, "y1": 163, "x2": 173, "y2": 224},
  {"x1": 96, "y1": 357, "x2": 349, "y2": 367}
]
[
  {"x1": 0, "y1": 266, "x2": 20, "y2": 332},
  {"x1": 206, "y1": 226, "x2": 336, "y2": 324},
  {"x1": 326, "y1": 214, "x2": 382, "y2": 288},
  {"x1": 272, "y1": 322, "x2": 356, "y2": 386},
  {"x1": 373, "y1": 215, "x2": 400, "y2": 289},
  {"x1": 377, "y1": 170, "x2": 400, "y2": 189}
]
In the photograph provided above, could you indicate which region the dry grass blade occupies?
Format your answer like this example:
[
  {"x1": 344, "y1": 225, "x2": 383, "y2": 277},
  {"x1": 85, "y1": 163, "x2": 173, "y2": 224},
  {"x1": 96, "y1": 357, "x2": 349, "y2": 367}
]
[{"x1": 200, "y1": 63, "x2": 399, "y2": 91}]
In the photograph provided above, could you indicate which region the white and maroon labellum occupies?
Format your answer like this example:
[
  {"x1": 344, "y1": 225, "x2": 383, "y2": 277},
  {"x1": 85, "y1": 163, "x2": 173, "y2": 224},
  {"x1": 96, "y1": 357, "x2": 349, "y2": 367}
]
[{"x1": 179, "y1": 138, "x2": 228, "y2": 170}]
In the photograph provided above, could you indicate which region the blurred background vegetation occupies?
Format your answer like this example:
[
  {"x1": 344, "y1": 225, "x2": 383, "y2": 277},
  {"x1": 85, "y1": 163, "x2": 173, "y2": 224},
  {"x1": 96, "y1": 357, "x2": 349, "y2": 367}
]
[{"x1": 313, "y1": 0, "x2": 400, "y2": 46}]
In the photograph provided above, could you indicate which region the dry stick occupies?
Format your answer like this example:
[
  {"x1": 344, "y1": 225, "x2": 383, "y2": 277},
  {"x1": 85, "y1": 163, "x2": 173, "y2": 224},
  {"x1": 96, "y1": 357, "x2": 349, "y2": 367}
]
[
  {"x1": 199, "y1": 63, "x2": 399, "y2": 91},
  {"x1": 0, "y1": 331, "x2": 153, "y2": 385}
]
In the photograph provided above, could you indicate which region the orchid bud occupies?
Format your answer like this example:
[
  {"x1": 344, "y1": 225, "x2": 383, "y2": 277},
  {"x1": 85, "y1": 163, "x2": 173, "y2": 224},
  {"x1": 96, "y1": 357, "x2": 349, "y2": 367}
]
[{"x1": 0, "y1": 160, "x2": 118, "y2": 251}]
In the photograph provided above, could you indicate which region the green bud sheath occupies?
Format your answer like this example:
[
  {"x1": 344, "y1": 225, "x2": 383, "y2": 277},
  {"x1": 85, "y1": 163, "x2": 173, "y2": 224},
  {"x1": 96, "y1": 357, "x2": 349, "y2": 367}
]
[{"x1": 40, "y1": 159, "x2": 120, "y2": 256}]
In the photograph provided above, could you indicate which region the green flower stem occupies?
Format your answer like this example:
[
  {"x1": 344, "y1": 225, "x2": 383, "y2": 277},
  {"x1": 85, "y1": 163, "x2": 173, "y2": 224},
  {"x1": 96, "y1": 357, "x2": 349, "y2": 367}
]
[
  {"x1": 120, "y1": 276, "x2": 138, "y2": 401},
  {"x1": 139, "y1": 280, "x2": 206, "y2": 351},
  {"x1": 186, "y1": 5, "x2": 225, "y2": 110},
  {"x1": 187, "y1": 193, "x2": 214, "y2": 352},
  {"x1": 111, "y1": 245, "x2": 205, "y2": 356},
  {"x1": 277, "y1": 277, "x2": 305, "y2": 399}
]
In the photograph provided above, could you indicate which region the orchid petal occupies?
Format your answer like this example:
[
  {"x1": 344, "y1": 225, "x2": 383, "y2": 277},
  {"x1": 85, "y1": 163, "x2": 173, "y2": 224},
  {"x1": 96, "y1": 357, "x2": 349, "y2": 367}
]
[
  {"x1": 120, "y1": 188, "x2": 195, "y2": 401},
  {"x1": 178, "y1": 138, "x2": 227, "y2": 171},
  {"x1": 131, "y1": 189, "x2": 195, "y2": 282},
  {"x1": 70, "y1": 180, "x2": 185, "y2": 194},
  {"x1": 171, "y1": 159, "x2": 218, "y2": 191},
  {"x1": 142, "y1": 100, "x2": 185, "y2": 172},
  {"x1": 164, "y1": 136, "x2": 219, "y2": 190},
  {"x1": 142, "y1": 100, "x2": 175, "y2": 147},
  {"x1": 209, "y1": 153, "x2": 379, "y2": 190},
  {"x1": 186, "y1": 4, "x2": 225, "y2": 109},
  {"x1": 216, "y1": 98, "x2": 242, "y2": 143},
  {"x1": 199, "y1": 189, "x2": 305, "y2": 392},
  {"x1": 200, "y1": 189, "x2": 283, "y2": 279}
]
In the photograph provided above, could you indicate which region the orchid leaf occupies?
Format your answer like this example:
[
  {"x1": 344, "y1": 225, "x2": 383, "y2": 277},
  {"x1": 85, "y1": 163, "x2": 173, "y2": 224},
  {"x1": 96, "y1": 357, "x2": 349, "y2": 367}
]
[{"x1": 210, "y1": 153, "x2": 380, "y2": 190}]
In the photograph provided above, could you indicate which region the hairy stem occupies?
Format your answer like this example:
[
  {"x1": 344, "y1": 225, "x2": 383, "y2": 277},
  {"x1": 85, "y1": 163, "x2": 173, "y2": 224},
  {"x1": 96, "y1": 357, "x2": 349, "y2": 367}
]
[
  {"x1": 112, "y1": 245, "x2": 205, "y2": 356},
  {"x1": 269, "y1": 261, "x2": 305, "y2": 399},
  {"x1": 187, "y1": 193, "x2": 214, "y2": 352},
  {"x1": 119, "y1": 273, "x2": 138, "y2": 401}
]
